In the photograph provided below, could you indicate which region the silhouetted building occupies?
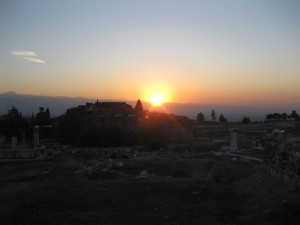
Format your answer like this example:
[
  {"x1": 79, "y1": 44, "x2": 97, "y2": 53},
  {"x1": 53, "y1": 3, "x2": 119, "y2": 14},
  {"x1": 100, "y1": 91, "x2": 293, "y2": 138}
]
[
  {"x1": 58, "y1": 100, "x2": 193, "y2": 147},
  {"x1": 66, "y1": 101, "x2": 134, "y2": 117},
  {"x1": 59, "y1": 101, "x2": 138, "y2": 146}
]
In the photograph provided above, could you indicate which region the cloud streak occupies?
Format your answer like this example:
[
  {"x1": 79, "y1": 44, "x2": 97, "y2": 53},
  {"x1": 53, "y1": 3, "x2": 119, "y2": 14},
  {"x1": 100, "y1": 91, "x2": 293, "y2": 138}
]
[
  {"x1": 10, "y1": 51, "x2": 37, "y2": 57},
  {"x1": 22, "y1": 57, "x2": 46, "y2": 64},
  {"x1": 10, "y1": 50, "x2": 46, "y2": 64}
]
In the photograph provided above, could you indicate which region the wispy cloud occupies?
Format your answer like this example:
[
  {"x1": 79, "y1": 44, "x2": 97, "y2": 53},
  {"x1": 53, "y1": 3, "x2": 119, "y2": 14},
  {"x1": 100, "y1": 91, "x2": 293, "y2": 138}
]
[
  {"x1": 10, "y1": 51, "x2": 37, "y2": 57},
  {"x1": 22, "y1": 57, "x2": 46, "y2": 64},
  {"x1": 10, "y1": 50, "x2": 46, "y2": 64}
]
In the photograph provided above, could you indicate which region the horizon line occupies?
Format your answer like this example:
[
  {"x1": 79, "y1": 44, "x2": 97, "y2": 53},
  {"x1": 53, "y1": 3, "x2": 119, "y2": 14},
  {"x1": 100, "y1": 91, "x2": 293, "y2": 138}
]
[{"x1": 1, "y1": 91, "x2": 300, "y2": 108}]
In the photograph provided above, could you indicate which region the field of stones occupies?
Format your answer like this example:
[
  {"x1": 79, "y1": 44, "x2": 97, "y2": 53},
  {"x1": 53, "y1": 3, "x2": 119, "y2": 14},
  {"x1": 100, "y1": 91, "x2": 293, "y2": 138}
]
[{"x1": 1, "y1": 145, "x2": 300, "y2": 225}]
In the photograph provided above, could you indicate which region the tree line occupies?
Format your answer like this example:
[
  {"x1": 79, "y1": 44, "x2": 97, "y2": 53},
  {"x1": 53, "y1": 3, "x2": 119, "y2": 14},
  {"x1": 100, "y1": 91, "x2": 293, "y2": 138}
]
[
  {"x1": 0, "y1": 106, "x2": 53, "y2": 141},
  {"x1": 197, "y1": 109, "x2": 300, "y2": 124},
  {"x1": 1, "y1": 105, "x2": 299, "y2": 147},
  {"x1": 265, "y1": 110, "x2": 300, "y2": 121},
  {"x1": 196, "y1": 110, "x2": 228, "y2": 123}
]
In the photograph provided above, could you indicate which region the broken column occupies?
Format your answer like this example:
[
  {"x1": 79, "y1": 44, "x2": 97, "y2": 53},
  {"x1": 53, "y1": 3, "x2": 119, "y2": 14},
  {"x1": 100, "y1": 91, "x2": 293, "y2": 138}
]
[
  {"x1": 34, "y1": 126, "x2": 39, "y2": 148},
  {"x1": 229, "y1": 132, "x2": 238, "y2": 151},
  {"x1": 11, "y1": 136, "x2": 18, "y2": 149},
  {"x1": 21, "y1": 131, "x2": 26, "y2": 147},
  {"x1": 0, "y1": 135, "x2": 5, "y2": 148}
]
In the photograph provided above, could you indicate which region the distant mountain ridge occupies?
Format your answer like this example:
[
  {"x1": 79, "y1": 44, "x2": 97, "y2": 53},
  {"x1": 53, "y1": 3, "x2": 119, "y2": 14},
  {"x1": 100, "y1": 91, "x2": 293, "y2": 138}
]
[
  {"x1": 0, "y1": 92, "x2": 147, "y2": 117},
  {"x1": 0, "y1": 92, "x2": 98, "y2": 116},
  {"x1": 0, "y1": 92, "x2": 299, "y2": 121}
]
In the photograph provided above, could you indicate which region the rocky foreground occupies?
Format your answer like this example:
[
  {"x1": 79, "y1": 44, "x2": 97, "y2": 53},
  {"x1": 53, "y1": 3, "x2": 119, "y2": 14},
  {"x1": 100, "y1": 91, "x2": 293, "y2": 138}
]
[{"x1": 0, "y1": 148, "x2": 300, "y2": 225}]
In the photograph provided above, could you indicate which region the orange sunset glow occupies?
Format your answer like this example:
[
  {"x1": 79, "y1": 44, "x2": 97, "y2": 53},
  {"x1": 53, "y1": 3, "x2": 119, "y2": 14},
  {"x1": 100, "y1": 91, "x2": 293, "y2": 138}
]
[{"x1": 0, "y1": 0, "x2": 299, "y2": 118}]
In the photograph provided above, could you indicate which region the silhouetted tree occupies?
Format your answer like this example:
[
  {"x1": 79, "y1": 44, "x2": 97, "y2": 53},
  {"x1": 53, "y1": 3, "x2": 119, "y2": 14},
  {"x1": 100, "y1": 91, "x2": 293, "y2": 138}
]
[
  {"x1": 134, "y1": 99, "x2": 144, "y2": 117},
  {"x1": 211, "y1": 110, "x2": 216, "y2": 122},
  {"x1": 290, "y1": 110, "x2": 300, "y2": 121},
  {"x1": 0, "y1": 106, "x2": 28, "y2": 137},
  {"x1": 273, "y1": 113, "x2": 281, "y2": 120},
  {"x1": 266, "y1": 111, "x2": 300, "y2": 121},
  {"x1": 242, "y1": 116, "x2": 251, "y2": 124},
  {"x1": 281, "y1": 113, "x2": 288, "y2": 120},
  {"x1": 35, "y1": 107, "x2": 52, "y2": 126},
  {"x1": 197, "y1": 112, "x2": 205, "y2": 123},
  {"x1": 266, "y1": 112, "x2": 288, "y2": 121},
  {"x1": 45, "y1": 108, "x2": 50, "y2": 118},
  {"x1": 39, "y1": 107, "x2": 44, "y2": 113},
  {"x1": 134, "y1": 99, "x2": 143, "y2": 111},
  {"x1": 219, "y1": 114, "x2": 227, "y2": 123},
  {"x1": 31, "y1": 113, "x2": 35, "y2": 127},
  {"x1": 7, "y1": 106, "x2": 20, "y2": 117},
  {"x1": 265, "y1": 114, "x2": 273, "y2": 121}
]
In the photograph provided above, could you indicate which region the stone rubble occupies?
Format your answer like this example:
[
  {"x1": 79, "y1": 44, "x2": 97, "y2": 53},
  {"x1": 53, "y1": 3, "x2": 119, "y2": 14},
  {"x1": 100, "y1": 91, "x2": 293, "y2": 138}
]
[
  {"x1": 139, "y1": 170, "x2": 149, "y2": 178},
  {"x1": 264, "y1": 130, "x2": 300, "y2": 188},
  {"x1": 70, "y1": 147, "x2": 133, "y2": 161}
]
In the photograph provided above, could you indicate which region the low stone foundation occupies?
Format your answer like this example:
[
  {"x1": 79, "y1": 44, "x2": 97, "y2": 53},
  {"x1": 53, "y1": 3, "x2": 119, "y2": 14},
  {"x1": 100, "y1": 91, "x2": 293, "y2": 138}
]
[
  {"x1": 70, "y1": 147, "x2": 133, "y2": 161},
  {"x1": 0, "y1": 148, "x2": 42, "y2": 159}
]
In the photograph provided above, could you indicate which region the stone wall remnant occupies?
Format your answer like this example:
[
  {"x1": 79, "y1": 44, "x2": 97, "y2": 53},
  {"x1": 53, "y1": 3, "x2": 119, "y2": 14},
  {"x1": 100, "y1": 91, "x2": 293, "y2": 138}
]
[{"x1": 264, "y1": 130, "x2": 300, "y2": 188}]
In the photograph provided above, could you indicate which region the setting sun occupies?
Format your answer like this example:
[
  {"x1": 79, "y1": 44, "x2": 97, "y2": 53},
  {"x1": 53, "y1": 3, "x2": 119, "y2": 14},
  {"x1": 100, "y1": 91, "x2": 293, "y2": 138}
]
[
  {"x1": 141, "y1": 84, "x2": 172, "y2": 107},
  {"x1": 151, "y1": 94, "x2": 165, "y2": 106}
]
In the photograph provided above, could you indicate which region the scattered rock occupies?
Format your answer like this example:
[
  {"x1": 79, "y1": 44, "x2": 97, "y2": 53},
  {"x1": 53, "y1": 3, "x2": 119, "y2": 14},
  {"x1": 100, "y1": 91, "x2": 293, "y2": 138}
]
[
  {"x1": 101, "y1": 168, "x2": 109, "y2": 172},
  {"x1": 264, "y1": 131, "x2": 300, "y2": 187},
  {"x1": 73, "y1": 169, "x2": 83, "y2": 174},
  {"x1": 198, "y1": 183, "x2": 208, "y2": 190},
  {"x1": 139, "y1": 170, "x2": 149, "y2": 178},
  {"x1": 107, "y1": 163, "x2": 113, "y2": 169},
  {"x1": 151, "y1": 173, "x2": 157, "y2": 178},
  {"x1": 211, "y1": 151, "x2": 224, "y2": 156},
  {"x1": 114, "y1": 161, "x2": 124, "y2": 168}
]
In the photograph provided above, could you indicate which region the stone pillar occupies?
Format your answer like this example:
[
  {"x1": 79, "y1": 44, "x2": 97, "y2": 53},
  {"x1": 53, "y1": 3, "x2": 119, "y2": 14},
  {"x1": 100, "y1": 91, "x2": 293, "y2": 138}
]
[
  {"x1": 229, "y1": 132, "x2": 238, "y2": 151},
  {"x1": 0, "y1": 135, "x2": 5, "y2": 147},
  {"x1": 11, "y1": 136, "x2": 18, "y2": 149},
  {"x1": 241, "y1": 129, "x2": 247, "y2": 147},
  {"x1": 21, "y1": 131, "x2": 26, "y2": 147},
  {"x1": 34, "y1": 126, "x2": 39, "y2": 148}
]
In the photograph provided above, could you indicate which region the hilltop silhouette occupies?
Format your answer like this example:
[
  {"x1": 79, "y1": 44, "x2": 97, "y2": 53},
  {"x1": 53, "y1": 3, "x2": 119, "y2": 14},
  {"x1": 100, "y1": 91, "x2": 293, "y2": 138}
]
[{"x1": 1, "y1": 92, "x2": 299, "y2": 121}]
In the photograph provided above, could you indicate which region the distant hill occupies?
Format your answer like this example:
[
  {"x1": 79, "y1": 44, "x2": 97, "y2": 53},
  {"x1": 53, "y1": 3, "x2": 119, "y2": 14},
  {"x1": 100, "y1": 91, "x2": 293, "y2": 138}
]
[
  {"x1": 163, "y1": 103, "x2": 268, "y2": 122},
  {"x1": 163, "y1": 103, "x2": 300, "y2": 122},
  {"x1": 0, "y1": 92, "x2": 299, "y2": 121},
  {"x1": 0, "y1": 92, "x2": 97, "y2": 116},
  {"x1": 0, "y1": 92, "x2": 146, "y2": 117}
]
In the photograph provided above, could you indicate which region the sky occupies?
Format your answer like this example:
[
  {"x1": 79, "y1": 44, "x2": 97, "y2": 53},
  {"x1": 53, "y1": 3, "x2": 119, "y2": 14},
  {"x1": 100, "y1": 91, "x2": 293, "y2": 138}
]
[{"x1": 1, "y1": 0, "x2": 300, "y2": 106}]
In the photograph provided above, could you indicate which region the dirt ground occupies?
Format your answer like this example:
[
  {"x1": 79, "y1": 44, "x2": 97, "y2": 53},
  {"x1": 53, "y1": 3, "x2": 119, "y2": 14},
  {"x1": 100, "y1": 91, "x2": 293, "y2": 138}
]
[{"x1": 1, "y1": 149, "x2": 300, "y2": 225}]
